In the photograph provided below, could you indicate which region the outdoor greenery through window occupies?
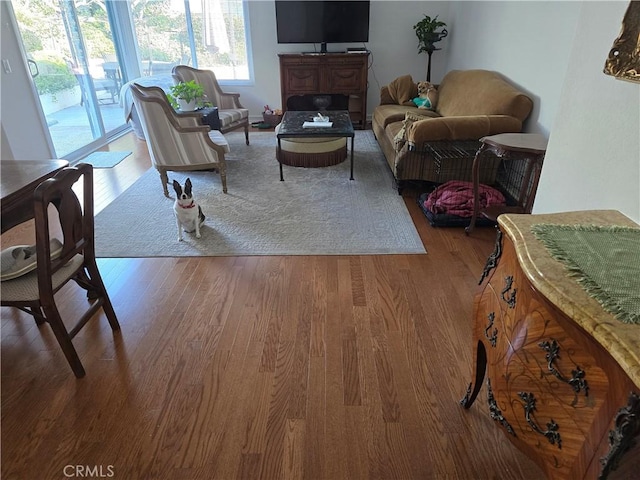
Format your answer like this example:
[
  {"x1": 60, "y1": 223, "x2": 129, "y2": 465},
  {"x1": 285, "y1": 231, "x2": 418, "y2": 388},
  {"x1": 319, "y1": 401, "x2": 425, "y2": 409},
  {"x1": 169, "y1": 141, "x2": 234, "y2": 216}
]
[
  {"x1": 15, "y1": 0, "x2": 250, "y2": 95},
  {"x1": 134, "y1": 0, "x2": 250, "y2": 82},
  {"x1": 12, "y1": 0, "x2": 250, "y2": 158}
]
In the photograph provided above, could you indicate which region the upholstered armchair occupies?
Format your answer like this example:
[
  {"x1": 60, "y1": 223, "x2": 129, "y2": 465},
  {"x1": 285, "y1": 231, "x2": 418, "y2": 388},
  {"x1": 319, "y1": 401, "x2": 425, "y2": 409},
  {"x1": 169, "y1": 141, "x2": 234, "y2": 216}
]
[
  {"x1": 172, "y1": 65, "x2": 250, "y2": 145},
  {"x1": 128, "y1": 83, "x2": 230, "y2": 196}
]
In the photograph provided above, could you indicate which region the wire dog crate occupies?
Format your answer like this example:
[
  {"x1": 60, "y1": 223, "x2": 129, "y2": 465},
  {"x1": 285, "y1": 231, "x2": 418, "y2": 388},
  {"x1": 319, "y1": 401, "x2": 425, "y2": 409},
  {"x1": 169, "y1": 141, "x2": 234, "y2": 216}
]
[{"x1": 417, "y1": 136, "x2": 546, "y2": 228}]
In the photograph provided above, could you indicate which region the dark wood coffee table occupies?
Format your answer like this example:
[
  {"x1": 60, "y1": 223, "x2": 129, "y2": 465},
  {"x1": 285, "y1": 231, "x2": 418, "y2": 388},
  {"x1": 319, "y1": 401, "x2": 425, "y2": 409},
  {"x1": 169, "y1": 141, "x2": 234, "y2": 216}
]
[{"x1": 276, "y1": 110, "x2": 355, "y2": 181}]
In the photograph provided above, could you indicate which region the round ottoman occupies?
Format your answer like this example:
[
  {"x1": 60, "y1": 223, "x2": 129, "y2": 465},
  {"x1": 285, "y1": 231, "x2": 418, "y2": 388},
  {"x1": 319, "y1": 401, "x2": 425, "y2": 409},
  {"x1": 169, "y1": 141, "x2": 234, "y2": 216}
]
[{"x1": 275, "y1": 124, "x2": 347, "y2": 168}]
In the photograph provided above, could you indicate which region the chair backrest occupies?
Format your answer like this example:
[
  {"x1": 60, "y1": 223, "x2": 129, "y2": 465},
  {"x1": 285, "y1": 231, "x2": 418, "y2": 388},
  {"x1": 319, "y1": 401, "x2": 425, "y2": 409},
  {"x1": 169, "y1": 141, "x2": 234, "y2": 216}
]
[
  {"x1": 130, "y1": 83, "x2": 174, "y2": 167},
  {"x1": 130, "y1": 83, "x2": 224, "y2": 169},
  {"x1": 172, "y1": 65, "x2": 224, "y2": 107},
  {"x1": 33, "y1": 163, "x2": 93, "y2": 296}
]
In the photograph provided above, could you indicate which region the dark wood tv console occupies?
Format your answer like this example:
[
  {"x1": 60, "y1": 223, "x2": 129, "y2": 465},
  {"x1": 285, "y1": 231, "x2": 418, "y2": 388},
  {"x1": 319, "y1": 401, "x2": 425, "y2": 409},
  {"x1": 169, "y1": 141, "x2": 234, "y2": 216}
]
[{"x1": 278, "y1": 52, "x2": 369, "y2": 129}]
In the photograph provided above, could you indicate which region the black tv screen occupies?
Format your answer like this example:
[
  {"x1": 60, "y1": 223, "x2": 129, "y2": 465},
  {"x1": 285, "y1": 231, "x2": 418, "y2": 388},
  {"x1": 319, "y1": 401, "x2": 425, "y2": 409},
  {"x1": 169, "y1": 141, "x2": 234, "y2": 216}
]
[{"x1": 275, "y1": 1, "x2": 370, "y2": 48}]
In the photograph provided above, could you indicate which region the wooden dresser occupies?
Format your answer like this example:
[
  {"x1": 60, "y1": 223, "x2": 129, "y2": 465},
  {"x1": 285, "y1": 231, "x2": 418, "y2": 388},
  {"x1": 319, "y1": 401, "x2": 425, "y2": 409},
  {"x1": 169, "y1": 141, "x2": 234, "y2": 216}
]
[
  {"x1": 278, "y1": 52, "x2": 369, "y2": 129},
  {"x1": 461, "y1": 210, "x2": 640, "y2": 479}
]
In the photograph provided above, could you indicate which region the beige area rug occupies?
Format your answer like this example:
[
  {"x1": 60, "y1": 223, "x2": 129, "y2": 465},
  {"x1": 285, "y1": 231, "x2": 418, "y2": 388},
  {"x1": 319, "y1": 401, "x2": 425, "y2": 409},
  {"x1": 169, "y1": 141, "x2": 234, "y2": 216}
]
[{"x1": 94, "y1": 130, "x2": 426, "y2": 257}]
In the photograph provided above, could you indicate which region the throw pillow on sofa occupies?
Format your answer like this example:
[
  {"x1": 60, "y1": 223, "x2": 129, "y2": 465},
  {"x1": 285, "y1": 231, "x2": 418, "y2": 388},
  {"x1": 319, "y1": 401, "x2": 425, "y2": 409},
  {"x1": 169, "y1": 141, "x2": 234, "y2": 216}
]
[{"x1": 382, "y1": 74, "x2": 418, "y2": 106}]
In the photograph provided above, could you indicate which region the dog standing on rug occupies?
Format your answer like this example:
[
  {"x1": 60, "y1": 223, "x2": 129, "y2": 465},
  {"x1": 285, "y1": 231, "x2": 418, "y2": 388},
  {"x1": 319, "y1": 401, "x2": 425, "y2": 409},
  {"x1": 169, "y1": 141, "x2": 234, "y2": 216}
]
[{"x1": 173, "y1": 178, "x2": 205, "y2": 241}]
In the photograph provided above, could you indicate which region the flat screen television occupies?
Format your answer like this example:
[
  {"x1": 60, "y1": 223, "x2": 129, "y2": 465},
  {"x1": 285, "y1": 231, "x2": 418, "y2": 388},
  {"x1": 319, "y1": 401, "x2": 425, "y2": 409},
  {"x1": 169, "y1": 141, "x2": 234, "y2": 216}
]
[{"x1": 275, "y1": 1, "x2": 370, "y2": 53}]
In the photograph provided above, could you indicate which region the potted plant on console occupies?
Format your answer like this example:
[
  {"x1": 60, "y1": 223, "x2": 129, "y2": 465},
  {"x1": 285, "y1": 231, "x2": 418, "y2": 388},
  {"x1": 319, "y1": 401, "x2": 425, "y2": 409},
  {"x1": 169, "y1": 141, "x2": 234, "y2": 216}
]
[
  {"x1": 167, "y1": 80, "x2": 205, "y2": 111},
  {"x1": 413, "y1": 14, "x2": 448, "y2": 82}
]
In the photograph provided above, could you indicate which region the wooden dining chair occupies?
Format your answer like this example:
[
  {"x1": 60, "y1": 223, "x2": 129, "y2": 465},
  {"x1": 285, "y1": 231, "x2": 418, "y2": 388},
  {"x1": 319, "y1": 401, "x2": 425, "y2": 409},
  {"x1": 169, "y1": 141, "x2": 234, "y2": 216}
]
[{"x1": 0, "y1": 163, "x2": 120, "y2": 378}]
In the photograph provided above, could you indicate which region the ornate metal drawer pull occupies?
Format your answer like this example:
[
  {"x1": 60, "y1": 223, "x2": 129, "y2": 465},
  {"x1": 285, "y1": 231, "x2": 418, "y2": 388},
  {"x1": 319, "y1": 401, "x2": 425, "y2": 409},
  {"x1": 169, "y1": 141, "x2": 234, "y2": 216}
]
[
  {"x1": 599, "y1": 392, "x2": 640, "y2": 480},
  {"x1": 501, "y1": 276, "x2": 517, "y2": 308},
  {"x1": 488, "y1": 379, "x2": 515, "y2": 436},
  {"x1": 484, "y1": 312, "x2": 497, "y2": 347},
  {"x1": 539, "y1": 339, "x2": 589, "y2": 396},
  {"x1": 479, "y1": 229, "x2": 502, "y2": 285},
  {"x1": 518, "y1": 392, "x2": 562, "y2": 449}
]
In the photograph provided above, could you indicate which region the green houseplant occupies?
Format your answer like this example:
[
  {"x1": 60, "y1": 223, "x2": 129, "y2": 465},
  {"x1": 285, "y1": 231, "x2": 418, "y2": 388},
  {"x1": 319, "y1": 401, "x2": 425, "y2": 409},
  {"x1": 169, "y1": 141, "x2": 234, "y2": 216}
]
[
  {"x1": 167, "y1": 80, "x2": 205, "y2": 111},
  {"x1": 413, "y1": 14, "x2": 448, "y2": 81},
  {"x1": 413, "y1": 14, "x2": 448, "y2": 54}
]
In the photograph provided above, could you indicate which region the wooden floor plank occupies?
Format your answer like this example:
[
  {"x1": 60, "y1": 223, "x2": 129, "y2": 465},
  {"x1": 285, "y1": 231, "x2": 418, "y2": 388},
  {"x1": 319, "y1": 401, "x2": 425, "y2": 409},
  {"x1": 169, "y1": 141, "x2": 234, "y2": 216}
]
[{"x1": 1, "y1": 131, "x2": 549, "y2": 479}]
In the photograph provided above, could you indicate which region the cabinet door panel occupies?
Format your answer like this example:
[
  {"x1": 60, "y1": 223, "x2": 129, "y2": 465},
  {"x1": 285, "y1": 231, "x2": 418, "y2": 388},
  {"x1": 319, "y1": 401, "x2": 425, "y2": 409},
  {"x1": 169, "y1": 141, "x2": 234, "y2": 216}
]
[
  {"x1": 284, "y1": 67, "x2": 321, "y2": 93},
  {"x1": 326, "y1": 66, "x2": 363, "y2": 93}
]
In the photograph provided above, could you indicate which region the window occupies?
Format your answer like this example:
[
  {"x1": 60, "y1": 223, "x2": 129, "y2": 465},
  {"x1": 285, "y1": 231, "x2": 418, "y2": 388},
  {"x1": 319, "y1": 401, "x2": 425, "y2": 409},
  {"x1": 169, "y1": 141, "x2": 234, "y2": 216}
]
[{"x1": 132, "y1": 0, "x2": 252, "y2": 83}]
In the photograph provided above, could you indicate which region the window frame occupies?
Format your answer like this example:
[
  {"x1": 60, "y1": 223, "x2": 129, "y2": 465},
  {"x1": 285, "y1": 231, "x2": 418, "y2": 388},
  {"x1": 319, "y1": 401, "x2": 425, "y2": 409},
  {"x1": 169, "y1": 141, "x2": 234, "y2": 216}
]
[{"x1": 110, "y1": 0, "x2": 254, "y2": 87}]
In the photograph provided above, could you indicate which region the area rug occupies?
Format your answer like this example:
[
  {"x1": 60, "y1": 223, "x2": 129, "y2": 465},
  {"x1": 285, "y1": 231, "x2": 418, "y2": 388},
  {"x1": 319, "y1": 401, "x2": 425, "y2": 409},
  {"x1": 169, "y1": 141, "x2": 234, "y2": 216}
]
[
  {"x1": 94, "y1": 130, "x2": 426, "y2": 257},
  {"x1": 83, "y1": 151, "x2": 131, "y2": 168}
]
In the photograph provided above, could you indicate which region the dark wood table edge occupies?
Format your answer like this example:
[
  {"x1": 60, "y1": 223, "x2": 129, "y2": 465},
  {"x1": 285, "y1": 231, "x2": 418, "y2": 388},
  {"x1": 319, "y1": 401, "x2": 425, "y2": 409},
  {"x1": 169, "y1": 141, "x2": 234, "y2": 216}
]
[{"x1": 1, "y1": 159, "x2": 70, "y2": 234}]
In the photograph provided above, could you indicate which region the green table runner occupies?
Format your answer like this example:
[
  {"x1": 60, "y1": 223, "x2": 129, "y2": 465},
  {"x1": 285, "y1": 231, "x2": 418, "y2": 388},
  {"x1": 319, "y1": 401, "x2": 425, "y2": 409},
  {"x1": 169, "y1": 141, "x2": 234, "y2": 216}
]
[{"x1": 531, "y1": 224, "x2": 640, "y2": 324}]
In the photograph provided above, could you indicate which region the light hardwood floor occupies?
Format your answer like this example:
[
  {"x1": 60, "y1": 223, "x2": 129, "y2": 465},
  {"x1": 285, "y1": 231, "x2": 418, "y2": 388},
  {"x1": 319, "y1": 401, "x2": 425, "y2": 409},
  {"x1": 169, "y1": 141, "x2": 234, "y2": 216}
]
[{"x1": 1, "y1": 132, "x2": 545, "y2": 479}]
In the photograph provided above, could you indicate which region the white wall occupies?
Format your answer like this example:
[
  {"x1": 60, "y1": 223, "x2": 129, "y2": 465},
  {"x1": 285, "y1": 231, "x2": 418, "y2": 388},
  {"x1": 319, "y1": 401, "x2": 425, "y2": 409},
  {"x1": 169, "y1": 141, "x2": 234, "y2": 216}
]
[
  {"x1": 445, "y1": 1, "x2": 639, "y2": 223},
  {"x1": 534, "y1": 2, "x2": 640, "y2": 222}
]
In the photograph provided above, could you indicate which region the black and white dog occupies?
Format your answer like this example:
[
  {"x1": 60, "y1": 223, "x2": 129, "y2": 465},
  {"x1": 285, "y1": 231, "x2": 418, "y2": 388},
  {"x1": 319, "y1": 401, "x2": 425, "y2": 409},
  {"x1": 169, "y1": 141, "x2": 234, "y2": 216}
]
[{"x1": 172, "y1": 178, "x2": 205, "y2": 241}]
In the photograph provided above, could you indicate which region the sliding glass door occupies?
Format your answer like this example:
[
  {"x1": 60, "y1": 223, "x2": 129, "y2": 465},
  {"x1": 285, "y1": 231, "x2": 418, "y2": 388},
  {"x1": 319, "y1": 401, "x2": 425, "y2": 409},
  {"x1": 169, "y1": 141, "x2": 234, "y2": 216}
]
[
  {"x1": 12, "y1": 0, "x2": 127, "y2": 158},
  {"x1": 10, "y1": 0, "x2": 253, "y2": 159}
]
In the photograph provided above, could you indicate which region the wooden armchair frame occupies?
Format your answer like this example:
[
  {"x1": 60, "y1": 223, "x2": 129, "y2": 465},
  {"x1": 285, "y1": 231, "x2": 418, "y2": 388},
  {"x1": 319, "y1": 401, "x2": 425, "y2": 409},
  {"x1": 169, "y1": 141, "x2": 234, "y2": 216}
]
[{"x1": 129, "y1": 83, "x2": 229, "y2": 196}]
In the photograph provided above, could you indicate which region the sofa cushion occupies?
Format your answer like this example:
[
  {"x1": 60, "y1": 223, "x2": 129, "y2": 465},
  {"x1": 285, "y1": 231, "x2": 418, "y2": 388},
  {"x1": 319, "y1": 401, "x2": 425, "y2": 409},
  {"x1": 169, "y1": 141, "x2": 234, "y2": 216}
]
[
  {"x1": 406, "y1": 114, "x2": 523, "y2": 148},
  {"x1": 373, "y1": 104, "x2": 439, "y2": 131},
  {"x1": 218, "y1": 108, "x2": 249, "y2": 128},
  {"x1": 436, "y1": 70, "x2": 533, "y2": 121}
]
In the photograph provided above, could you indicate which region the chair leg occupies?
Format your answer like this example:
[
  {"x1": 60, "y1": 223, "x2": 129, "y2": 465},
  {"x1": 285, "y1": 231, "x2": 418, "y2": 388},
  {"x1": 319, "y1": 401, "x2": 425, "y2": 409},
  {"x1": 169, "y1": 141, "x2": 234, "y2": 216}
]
[
  {"x1": 29, "y1": 303, "x2": 46, "y2": 325},
  {"x1": 159, "y1": 169, "x2": 170, "y2": 197},
  {"x1": 42, "y1": 304, "x2": 86, "y2": 378},
  {"x1": 74, "y1": 264, "x2": 121, "y2": 332},
  {"x1": 244, "y1": 124, "x2": 249, "y2": 145},
  {"x1": 220, "y1": 169, "x2": 228, "y2": 194},
  {"x1": 85, "y1": 262, "x2": 121, "y2": 332}
]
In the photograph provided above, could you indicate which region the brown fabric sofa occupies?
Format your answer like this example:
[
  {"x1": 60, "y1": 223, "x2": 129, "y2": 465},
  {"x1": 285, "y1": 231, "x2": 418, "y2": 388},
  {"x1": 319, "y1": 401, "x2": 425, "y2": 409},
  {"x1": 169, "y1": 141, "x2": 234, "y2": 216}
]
[{"x1": 372, "y1": 70, "x2": 534, "y2": 193}]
